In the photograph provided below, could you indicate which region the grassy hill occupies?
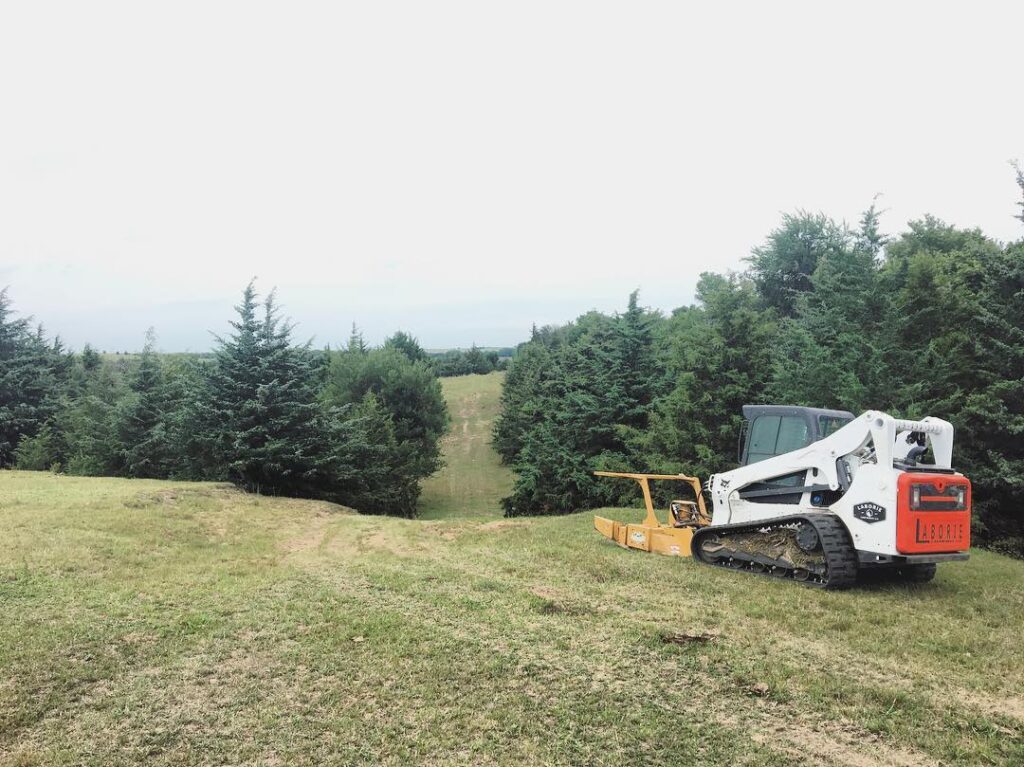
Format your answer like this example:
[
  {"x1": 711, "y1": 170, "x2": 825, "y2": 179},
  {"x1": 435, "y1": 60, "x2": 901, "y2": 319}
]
[
  {"x1": 2, "y1": 374, "x2": 1023, "y2": 765},
  {"x1": 417, "y1": 372, "x2": 513, "y2": 519}
]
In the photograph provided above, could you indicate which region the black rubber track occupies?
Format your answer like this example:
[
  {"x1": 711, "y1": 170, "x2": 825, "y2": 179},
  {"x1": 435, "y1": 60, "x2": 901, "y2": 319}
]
[{"x1": 691, "y1": 512, "x2": 859, "y2": 590}]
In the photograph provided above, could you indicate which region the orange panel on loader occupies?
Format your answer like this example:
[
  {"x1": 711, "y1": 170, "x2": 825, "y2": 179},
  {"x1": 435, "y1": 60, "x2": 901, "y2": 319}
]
[{"x1": 896, "y1": 472, "x2": 971, "y2": 554}]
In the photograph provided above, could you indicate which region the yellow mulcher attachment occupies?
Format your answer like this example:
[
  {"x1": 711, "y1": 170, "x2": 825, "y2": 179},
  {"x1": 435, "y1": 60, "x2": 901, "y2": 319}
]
[{"x1": 593, "y1": 471, "x2": 711, "y2": 557}]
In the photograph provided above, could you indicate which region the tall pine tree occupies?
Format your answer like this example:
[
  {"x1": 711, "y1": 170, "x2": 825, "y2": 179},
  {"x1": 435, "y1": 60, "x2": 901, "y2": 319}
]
[
  {"x1": 0, "y1": 290, "x2": 66, "y2": 466},
  {"x1": 769, "y1": 205, "x2": 896, "y2": 412},
  {"x1": 206, "y1": 282, "x2": 328, "y2": 495},
  {"x1": 114, "y1": 329, "x2": 170, "y2": 478}
]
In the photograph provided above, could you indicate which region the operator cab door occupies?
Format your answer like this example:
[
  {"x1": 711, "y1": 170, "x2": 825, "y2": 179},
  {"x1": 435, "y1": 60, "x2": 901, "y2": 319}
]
[{"x1": 737, "y1": 406, "x2": 854, "y2": 505}]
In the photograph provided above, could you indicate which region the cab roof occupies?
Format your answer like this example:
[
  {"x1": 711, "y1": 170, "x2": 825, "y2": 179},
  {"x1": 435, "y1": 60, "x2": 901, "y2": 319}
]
[{"x1": 742, "y1": 405, "x2": 855, "y2": 421}]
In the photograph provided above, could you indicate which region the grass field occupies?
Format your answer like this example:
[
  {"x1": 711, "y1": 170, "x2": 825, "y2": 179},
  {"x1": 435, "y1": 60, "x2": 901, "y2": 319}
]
[
  {"x1": 417, "y1": 372, "x2": 513, "y2": 520},
  {"x1": 2, "y1": 373, "x2": 1024, "y2": 765}
]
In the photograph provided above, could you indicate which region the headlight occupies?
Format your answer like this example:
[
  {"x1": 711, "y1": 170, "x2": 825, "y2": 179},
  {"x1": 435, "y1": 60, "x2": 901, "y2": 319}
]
[{"x1": 911, "y1": 485, "x2": 922, "y2": 509}]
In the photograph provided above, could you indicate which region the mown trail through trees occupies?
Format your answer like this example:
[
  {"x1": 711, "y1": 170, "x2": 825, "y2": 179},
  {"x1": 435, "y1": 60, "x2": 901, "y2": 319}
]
[{"x1": 418, "y1": 372, "x2": 513, "y2": 520}]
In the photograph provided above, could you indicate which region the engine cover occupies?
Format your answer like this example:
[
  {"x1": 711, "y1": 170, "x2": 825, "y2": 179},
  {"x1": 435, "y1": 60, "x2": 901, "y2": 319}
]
[{"x1": 896, "y1": 472, "x2": 971, "y2": 554}]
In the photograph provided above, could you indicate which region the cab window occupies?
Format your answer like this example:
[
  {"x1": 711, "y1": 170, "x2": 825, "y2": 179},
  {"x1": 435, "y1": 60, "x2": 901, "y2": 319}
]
[
  {"x1": 747, "y1": 415, "x2": 809, "y2": 464},
  {"x1": 818, "y1": 415, "x2": 850, "y2": 438},
  {"x1": 776, "y1": 416, "x2": 809, "y2": 454}
]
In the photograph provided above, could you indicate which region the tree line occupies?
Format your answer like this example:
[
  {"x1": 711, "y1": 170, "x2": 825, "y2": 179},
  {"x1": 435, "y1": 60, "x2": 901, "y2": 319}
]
[
  {"x1": 495, "y1": 183, "x2": 1024, "y2": 556},
  {"x1": 0, "y1": 283, "x2": 449, "y2": 517},
  {"x1": 430, "y1": 346, "x2": 509, "y2": 377}
]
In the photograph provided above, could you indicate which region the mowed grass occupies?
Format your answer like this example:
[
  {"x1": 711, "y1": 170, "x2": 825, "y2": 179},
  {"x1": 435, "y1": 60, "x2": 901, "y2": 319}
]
[
  {"x1": 2, "y1": 470, "x2": 1024, "y2": 766},
  {"x1": 418, "y1": 372, "x2": 513, "y2": 520}
]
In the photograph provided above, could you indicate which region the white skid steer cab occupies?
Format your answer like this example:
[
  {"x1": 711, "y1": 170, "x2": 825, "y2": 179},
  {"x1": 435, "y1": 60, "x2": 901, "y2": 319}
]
[{"x1": 594, "y1": 406, "x2": 971, "y2": 588}]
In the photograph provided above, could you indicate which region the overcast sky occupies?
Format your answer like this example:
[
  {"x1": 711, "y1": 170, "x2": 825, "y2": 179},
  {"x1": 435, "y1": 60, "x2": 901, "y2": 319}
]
[{"x1": 1, "y1": 1, "x2": 1022, "y2": 352}]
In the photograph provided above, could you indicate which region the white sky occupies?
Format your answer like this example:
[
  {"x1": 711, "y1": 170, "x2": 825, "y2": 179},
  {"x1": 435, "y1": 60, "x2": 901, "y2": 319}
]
[{"x1": 1, "y1": 1, "x2": 1022, "y2": 352}]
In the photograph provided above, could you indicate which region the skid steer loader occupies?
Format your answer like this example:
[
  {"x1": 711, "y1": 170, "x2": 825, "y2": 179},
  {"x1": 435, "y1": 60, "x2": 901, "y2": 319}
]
[{"x1": 594, "y1": 406, "x2": 971, "y2": 588}]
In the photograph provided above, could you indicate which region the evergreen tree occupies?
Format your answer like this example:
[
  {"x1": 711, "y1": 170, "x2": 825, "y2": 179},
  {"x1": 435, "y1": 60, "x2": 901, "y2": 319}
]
[
  {"x1": 321, "y1": 393, "x2": 420, "y2": 515},
  {"x1": 81, "y1": 343, "x2": 102, "y2": 373},
  {"x1": 500, "y1": 299, "x2": 664, "y2": 515},
  {"x1": 464, "y1": 344, "x2": 490, "y2": 375},
  {"x1": 113, "y1": 329, "x2": 170, "y2": 477},
  {"x1": 207, "y1": 283, "x2": 329, "y2": 496},
  {"x1": 747, "y1": 212, "x2": 851, "y2": 317},
  {"x1": 59, "y1": 357, "x2": 125, "y2": 475},
  {"x1": 1012, "y1": 160, "x2": 1024, "y2": 226},
  {"x1": 384, "y1": 331, "x2": 427, "y2": 363},
  {"x1": 631, "y1": 274, "x2": 777, "y2": 479},
  {"x1": 615, "y1": 290, "x2": 660, "y2": 429},
  {"x1": 0, "y1": 290, "x2": 65, "y2": 466},
  {"x1": 324, "y1": 344, "x2": 449, "y2": 483},
  {"x1": 14, "y1": 423, "x2": 59, "y2": 471},
  {"x1": 163, "y1": 357, "x2": 223, "y2": 480},
  {"x1": 347, "y1": 324, "x2": 368, "y2": 354},
  {"x1": 493, "y1": 339, "x2": 552, "y2": 463},
  {"x1": 770, "y1": 206, "x2": 896, "y2": 412}
]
